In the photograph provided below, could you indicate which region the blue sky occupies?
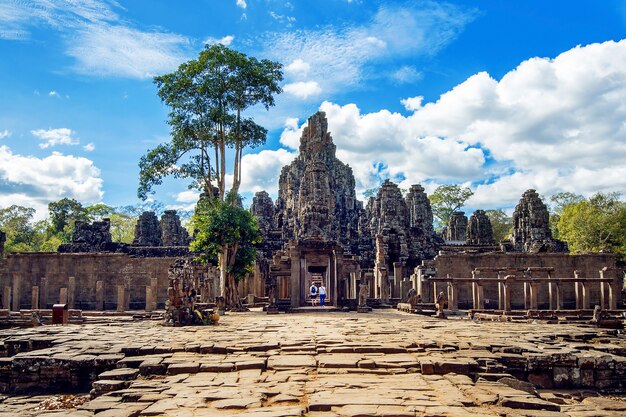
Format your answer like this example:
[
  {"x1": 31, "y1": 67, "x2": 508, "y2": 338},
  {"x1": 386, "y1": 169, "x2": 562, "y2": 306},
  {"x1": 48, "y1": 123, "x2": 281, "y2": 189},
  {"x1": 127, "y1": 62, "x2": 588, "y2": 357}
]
[{"x1": 1, "y1": 0, "x2": 626, "y2": 218}]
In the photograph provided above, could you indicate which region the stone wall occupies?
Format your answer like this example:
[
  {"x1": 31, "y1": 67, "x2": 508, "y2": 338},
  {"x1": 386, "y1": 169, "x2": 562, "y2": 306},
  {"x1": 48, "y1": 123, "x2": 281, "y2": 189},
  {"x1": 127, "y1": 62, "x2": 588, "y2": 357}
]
[
  {"x1": 1, "y1": 253, "x2": 181, "y2": 310},
  {"x1": 432, "y1": 252, "x2": 619, "y2": 309}
]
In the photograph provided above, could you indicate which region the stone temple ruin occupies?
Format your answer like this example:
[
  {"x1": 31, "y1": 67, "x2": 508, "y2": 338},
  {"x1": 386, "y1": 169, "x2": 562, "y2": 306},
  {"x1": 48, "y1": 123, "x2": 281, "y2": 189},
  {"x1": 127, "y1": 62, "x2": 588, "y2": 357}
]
[
  {"x1": 0, "y1": 210, "x2": 214, "y2": 313},
  {"x1": 1, "y1": 112, "x2": 626, "y2": 416},
  {"x1": 0, "y1": 111, "x2": 622, "y2": 316},
  {"x1": 245, "y1": 111, "x2": 622, "y2": 313}
]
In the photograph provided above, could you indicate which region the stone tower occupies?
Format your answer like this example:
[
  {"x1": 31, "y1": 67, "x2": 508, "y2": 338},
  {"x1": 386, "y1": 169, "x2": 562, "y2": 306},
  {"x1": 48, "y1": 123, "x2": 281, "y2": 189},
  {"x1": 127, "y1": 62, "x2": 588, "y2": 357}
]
[
  {"x1": 160, "y1": 210, "x2": 190, "y2": 247},
  {"x1": 405, "y1": 184, "x2": 438, "y2": 261},
  {"x1": 446, "y1": 212, "x2": 468, "y2": 242},
  {"x1": 274, "y1": 111, "x2": 360, "y2": 248},
  {"x1": 250, "y1": 191, "x2": 275, "y2": 232},
  {"x1": 466, "y1": 210, "x2": 495, "y2": 245},
  {"x1": 133, "y1": 211, "x2": 162, "y2": 246},
  {"x1": 511, "y1": 189, "x2": 567, "y2": 253}
]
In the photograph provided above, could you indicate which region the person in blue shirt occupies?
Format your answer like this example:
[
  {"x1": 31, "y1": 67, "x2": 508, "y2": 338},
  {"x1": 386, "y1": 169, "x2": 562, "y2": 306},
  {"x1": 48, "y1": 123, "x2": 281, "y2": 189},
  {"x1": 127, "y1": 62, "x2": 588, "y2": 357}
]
[{"x1": 319, "y1": 284, "x2": 327, "y2": 307}]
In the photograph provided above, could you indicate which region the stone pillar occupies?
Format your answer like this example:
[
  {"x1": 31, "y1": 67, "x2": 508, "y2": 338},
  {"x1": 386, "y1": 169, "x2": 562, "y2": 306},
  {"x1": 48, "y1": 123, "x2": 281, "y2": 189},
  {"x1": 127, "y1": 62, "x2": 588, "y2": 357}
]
[
  {"x1": 416, "y1": 268, "x2": 424, "y2": 298},
  {"x1": 59, "y1": 288, "x2": 68, "y2": 304},
  {"x1": 447, "y1": 282, "x2": 458, "y2": 311},
  {"x1": 117, "y1": 285, "x2": 126, "y2": 312},
  {"x1": 11, "y1": 274, "x2": 20, "y2": 311},
  {"x1": 96, "y1": 280, "x2": 104, "y2": 310},
  {"x1": 150, "y1": 277, "x2": 158, "y2": 311},
  {"x1": 40, "y1": 277, "x2": 48, "y2": 309},
  {"x1": 503, "y1": 277, "x2": 512, "y2": 312},
  {"x1": 68, "y1": 276, "x2": 76, "y2": 309},
  {"x1": 549, "y1": 281, "x2": 562, "y2": 310},
  {"x1": 145, "y1": 287, "x2": 153, "y2": 312},
  {"x1": 31, "y1": 286, "x2": 39, "y2": 309},
  {"x1": 497, "y1": 272, "x2": 504, "y2": 310},
  {"x1": 523, "y1": 282, "x2": 529, "y2": 309},
  {"x1": 581, "y1": 281, "x2": 591, "y2": 310},
  {"x1": 599, "y1": 269, "x2": 618, "y2": 310},
  {"x1": 3, "y1": 286, "x2": 10, "y2": 310},
  {"x1": 124, "y1": 277, "x2": 131, "y2": 311},
  {"x1": 432, "y1": 281, "x2": 438, "y2": 304},
  {"x1": 393, "y1": 262, "x2": 404, "y2": 299},
  {"x1": 528, "y1": 282, "x2": 538, "y2": 310}
]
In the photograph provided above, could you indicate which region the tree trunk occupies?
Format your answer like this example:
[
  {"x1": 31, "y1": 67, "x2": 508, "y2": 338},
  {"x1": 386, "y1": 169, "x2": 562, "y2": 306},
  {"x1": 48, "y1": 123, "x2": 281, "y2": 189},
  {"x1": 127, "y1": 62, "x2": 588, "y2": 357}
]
[{"x1": 218, "y1": 250, "x2": 227, "y2": 299}]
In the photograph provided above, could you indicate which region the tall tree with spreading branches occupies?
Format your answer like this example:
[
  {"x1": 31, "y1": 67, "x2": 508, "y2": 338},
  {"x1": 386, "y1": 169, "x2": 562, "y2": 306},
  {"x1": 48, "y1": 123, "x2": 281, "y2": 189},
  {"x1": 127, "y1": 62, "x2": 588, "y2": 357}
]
[
  {"x1": 138, "y1": 44, "x2": 282, "y2": 306},
  {"x1": 428, "y1": 184, "x2": 474, "y2": 229}
]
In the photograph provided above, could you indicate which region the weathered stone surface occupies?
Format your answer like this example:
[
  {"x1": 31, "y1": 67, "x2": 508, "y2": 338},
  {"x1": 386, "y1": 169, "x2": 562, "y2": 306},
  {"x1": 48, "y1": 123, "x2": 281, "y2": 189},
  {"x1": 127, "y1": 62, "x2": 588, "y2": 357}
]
[
  {"x1": 511, "y1": 189, "x2": 567, "y2": 253},
  {"x1": 467, "y1": 210, "x2": 495, "y2": 245},
  {"x1": 133, "y1": 212, "x2": 161, "y2": 246},
  {"x1": 58, "y1": 219, "x2": 122, "y2": 253},
  {"x1": 250, "y1": 191, "x2": 275, "y2": 232},
  {"x1": 273, "y1": 111, "x2": 361, "y2": 249},
  {"x1": 446, "y1": 211, "x2": 468, "y2": 242},
  {"x1": 160, "y1": 210, "x2": 190, "y2": 246},
  {"x1": 1, "y1": 312, "x2": 626, "y2": 416}
]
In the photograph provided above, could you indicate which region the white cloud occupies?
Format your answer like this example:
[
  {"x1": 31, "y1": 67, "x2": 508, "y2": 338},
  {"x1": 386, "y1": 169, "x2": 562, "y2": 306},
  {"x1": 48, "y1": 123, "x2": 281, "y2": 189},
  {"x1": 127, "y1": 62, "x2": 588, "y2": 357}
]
[
  {"x1": 83, "y1": 142, "x2": 95, "y2": 152},
  {"x1": 269, "y1": 11, "x2": 296, "y2": 25},
  {"x1": 391, "y1": 66, "x2": 422, "y2": 84},
  {"x1": 285, "y1": 59, "x2": 311, "y2": 77},
  {"x1": 175, "y1": 190, "x2": 201, "y2": 203},
  {"x1": 0, "y1": 145, "x2": 104, "y2": 218},
  {"x1": 261, "y1": 2, "x2": 477, "y2": 95},
  {"x1": 264, "y1": 40, "x2": 626, "y2": 209},
  {"x1": 283, "y1": 81, "x2": 322, "y2": 99},
  {"x1": 32, "y1": 128, "x2": 80, "y2": 149},
  {"x1": 239, "y1": 149, "x2": 297, "y2": 196},
  {"x1": 401, "y1": 96, "x2": 424, "y2": 111},
  {"x1": 0, "y1": 130, "x2": 11, "y2": 139},
  {"x1": 67, "y1": 23, "x2": 190, "y2": 79},
  {"x1": 279, "y1": 117, "x2": 304, "y2": 149},
  {"x1": 205, "y1": 35, "x2": 234, "y2": 46},
  {"x1": 0, "y1": 0, "x2": 120, "y2": 40},
  {"x1": 0, "y1": 0, "x2": 191, "y2": 79},
  {"x1": 48, "y1": 90, "x2": 59, "y2": 97},
  {"x1": 236, "y1": 0, "x2": 247, "y2": 9}
]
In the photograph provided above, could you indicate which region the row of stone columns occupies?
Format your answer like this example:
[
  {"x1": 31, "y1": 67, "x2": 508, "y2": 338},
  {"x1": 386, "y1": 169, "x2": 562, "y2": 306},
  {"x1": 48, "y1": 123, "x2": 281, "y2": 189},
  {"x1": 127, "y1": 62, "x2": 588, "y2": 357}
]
[
  {"x1": 423, "y1": 271, "x2": 621, "y2": 312},
  {"x1": 3, "y1": 276, "x2": 160, "y2": 312}
]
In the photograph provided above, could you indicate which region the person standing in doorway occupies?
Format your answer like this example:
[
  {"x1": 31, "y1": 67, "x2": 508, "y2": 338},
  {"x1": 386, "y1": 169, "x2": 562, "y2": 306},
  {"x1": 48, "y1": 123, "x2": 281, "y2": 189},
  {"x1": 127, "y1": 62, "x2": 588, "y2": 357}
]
[
  {"x1": 309, "y1": 282, "x2": 318, "y2": 306},
  {"x1": 319, "y1": 284, "x2": 327, "y2": 307}
]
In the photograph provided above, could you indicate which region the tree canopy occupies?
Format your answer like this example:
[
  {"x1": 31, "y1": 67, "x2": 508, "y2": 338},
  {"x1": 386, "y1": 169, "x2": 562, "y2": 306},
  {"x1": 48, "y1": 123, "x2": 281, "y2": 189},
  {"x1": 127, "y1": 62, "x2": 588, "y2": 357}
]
[
  {"x1": 428, "y1": 184, "x2": 474, "y2": 229},
  {"x1": 190, "y1": 193, "x2": 262, "y2": 308},
  {"x1": 139, "y1": 44, "x2": 283, "y2": 201},
  {"x1": 484, "y1": 209, "x2": 513, "y2": 242},
  {"x1": 557, "y1": 192, "x2": 626, "y2": 261},
  {"x1": 140, "y1": 45, "x2": 282, "y2": 308}
]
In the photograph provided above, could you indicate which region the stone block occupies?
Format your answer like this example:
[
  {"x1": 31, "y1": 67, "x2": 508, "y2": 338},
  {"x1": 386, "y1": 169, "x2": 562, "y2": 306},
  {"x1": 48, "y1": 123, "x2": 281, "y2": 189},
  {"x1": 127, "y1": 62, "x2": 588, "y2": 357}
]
[{"x1": 528, "y1": 371, "x2": 554, "y2": 389}]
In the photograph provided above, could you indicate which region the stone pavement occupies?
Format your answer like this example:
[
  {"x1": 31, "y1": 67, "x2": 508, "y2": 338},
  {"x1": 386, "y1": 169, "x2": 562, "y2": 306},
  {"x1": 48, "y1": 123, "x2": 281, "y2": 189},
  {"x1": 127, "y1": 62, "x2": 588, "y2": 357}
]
[{"x1": 1, "y1": 310, "x2": 626, "y2": 416}]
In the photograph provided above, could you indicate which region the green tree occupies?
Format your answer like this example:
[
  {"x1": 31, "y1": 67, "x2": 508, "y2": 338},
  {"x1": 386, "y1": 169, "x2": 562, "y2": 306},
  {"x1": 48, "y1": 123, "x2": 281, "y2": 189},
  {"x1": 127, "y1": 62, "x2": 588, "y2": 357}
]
[
  {"x1": 190, "y1": 193, "x2": 262, "y2": 309},
  {"x1": 139, "y1": 44, "x2": 283, "y2": 201},
  {"x1": 428, "y1": 185, "x2": 474, "y2": 229},
  {"x1": 0, "y1": 205, "x2": 40, "y2": 254},
  {"x1": 47, "y1": 198, "x2": 89, "y2": 242},
  {"x1": 109, "y1": 212, "x2": 137, "y2": 243},
  {"x1": 140, "y1": 44, "x2": 282, "y2": 306},
  {"x1": 484, "y1": 209, "x2": 513, "y2": 242},
  {"x1": 549, "y1": 192, "x2": 584, "y2": 238},
  {"x1": 557, "y1": 192, "x2": 626, "y2": 261}
]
